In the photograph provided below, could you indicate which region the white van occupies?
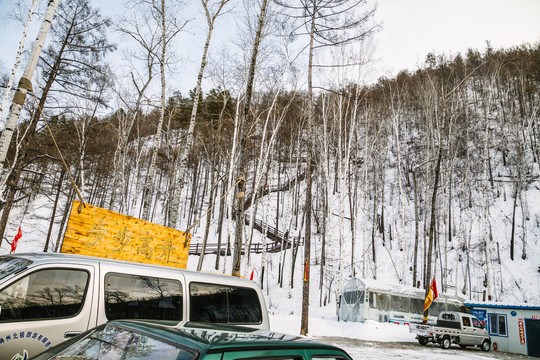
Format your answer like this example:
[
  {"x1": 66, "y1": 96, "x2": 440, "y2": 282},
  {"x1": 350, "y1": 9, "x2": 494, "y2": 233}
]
[{"x1": 0, "y1": 253, "x2": 269, "y2": 360}]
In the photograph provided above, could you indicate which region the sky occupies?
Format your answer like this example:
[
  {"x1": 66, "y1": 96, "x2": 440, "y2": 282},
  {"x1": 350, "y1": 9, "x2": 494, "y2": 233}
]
[
  {"x1": 370, "y1": 0, "x2": 540, "y2": 77},
  {"x1": 1, "y1": 0, "x2": 540, "y2": 97}
]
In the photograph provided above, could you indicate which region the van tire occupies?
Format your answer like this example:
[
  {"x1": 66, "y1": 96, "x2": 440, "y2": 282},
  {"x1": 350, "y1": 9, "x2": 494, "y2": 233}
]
[
  {"x1": 441, "y1": 336, "x2": 451, "y2": 349},
  {"x1": 481, "y1": 339, "x2": 491, "y2": 352}
]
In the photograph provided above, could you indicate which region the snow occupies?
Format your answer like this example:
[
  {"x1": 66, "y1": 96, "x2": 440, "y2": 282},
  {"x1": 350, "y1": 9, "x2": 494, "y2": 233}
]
[
  {"x1": 1, "y1": 140, "x2": 539, "y2": 359},
  {"x1": 270, "y1": 314, "x2": 414, "y2": 342}
]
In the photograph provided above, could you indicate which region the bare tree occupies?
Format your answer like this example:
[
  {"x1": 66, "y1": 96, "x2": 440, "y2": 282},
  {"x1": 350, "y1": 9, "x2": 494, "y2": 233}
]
[
  {"x1": 0, "y1": 0, "x2": 113, "y2": 244},
  {"x1": 139, "y1": 0, "x2": 188, "y2": 221},
  {"x1": 0, "y1": 0, "x2": 60, "y2": 187},
  {"x1": 232, "y1": 0, "x2": 270, "y2": 277},
  {"x1": 167, "y1": 0, "x2": 231, "y2": 229},
  {"x1": 276, "y1": 0, "x2": 378, "y2": 335},
  {"x1": 0, "y1": 0, "x2": 39, "y2": 123}
]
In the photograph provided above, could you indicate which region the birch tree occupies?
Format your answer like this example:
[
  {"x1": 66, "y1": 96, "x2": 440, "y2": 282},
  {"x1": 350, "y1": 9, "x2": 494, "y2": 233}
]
[
  {"x1": 276, "y1": 0, "x2": 378, "y2": 335},
  {"x1": 0, "y1": 0, "x2": 39, "y2": 123},
  {"x1": 140, "y1": 0, "x2": 188, "y2": 221},
  {"x1": 110, "y1": 11, "x2": 160, "y2": 212},
  {"x1": 232, "y1": 0, "x2": 270, "y2": 277},
  {"x1": 0, "y1": 0, "x2": 60, "y2": 187},
  {"x1": 167, "y1": 0, "x2": 231, "y2": 229},
  {"x1": 0, "y1": 0, "x2": 114, "y2": 243}
]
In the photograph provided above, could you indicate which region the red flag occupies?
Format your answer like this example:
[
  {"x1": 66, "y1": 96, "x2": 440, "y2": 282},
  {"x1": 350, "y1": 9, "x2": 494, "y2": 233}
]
[
  {"x1": 431, "y1": 276, "x2": 439, "y2": 300},
  {"x1": 10, "y1": 226, "x2": 22, "y2": 253},
  {"x1": 250, "y1": 270, "x2": 254, "y2": 281}
]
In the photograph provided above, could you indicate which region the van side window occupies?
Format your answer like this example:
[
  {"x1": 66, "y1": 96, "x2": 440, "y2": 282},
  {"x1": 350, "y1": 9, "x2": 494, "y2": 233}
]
[
  {"x1": 105, "y1": 273, "x2": 182, "y2": 323},
  {"x1": 0, "y1": 268, "x2": 89, "y2": 322},
  {"x1": 189, "y1": 282, "x2": 262, "y2": 324},
  {"x1": 462, "y1": 316, "x2": 471, "y2": 327}
]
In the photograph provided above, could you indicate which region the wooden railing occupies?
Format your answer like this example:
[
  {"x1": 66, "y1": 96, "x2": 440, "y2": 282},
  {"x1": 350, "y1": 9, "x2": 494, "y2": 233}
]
[{"x1": 189, "y1": 240, "x2": 284, "y2": 255}]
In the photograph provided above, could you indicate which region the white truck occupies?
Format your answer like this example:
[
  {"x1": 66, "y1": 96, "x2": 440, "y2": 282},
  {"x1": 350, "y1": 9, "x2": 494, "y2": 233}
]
[{"x1": 409, "y1": 311, "x2": 491, "y2": 351}]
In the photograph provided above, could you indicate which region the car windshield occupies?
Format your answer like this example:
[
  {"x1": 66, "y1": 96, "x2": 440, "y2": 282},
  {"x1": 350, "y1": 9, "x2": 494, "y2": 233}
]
[
  {"x1": 0, "y1": 256, "x2": 32, "y2": 282},
  {"x1": 33, "y1": 323, "x2": 197, "y2": 360}
]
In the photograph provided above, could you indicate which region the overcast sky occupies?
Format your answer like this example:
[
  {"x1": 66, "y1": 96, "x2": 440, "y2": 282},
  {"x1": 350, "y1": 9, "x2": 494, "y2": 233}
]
[
  {"x1": 1, "y1": 0, "x2": 539, "y2": 94},
  {"x1": 371, "y1": 0, "x2": 540, "y2": 76}
]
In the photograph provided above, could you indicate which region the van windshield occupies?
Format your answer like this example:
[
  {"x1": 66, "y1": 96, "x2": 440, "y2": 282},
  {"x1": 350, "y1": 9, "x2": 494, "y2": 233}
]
[{"x1": 0, "y1": 256, "x2": 32, "y2": 282}]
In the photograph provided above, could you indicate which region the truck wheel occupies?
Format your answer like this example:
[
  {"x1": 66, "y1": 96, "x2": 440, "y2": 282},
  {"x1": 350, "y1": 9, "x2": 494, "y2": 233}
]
[
  {"x1": 441, "y1": 336, "x2": 451, "y2": 349},
  {"x1": 481, "y1": 339, "x2": 491, "y2": 352},
  {"x1": 418, "y1": 337, "x2": 428, "y2": 345}
]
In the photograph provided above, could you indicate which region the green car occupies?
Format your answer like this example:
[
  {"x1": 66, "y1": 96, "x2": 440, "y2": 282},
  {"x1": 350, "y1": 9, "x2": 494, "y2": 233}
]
[{"x1": 31, "y1": 321, "x2": 352, "y2": 360}]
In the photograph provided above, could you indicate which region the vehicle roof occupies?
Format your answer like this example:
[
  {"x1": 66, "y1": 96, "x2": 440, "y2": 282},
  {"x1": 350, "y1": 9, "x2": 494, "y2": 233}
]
[
  {"x1": 345, "y1": 277, "x2": 465, "y2": 303},
  {"x1": 465, "y1": 302, "x2": 540, "y2": 311},
  {"x1": 4, "y1": 252, "x2": 253, "y2": 285},
  {"x1": 113, "y1": 320, "x2": 347, "y2": 355}
]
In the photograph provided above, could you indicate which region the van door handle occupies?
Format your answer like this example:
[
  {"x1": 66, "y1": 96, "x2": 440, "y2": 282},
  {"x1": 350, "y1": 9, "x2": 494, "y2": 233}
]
[{"x1": 64, "y1": 331, "x2": 81, "y2": 338}]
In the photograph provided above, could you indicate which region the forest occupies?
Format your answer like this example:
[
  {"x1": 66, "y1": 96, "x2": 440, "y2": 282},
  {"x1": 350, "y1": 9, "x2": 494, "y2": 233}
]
[{"x1": 0, "y1": 0, "x2": 539, "y2": 333}]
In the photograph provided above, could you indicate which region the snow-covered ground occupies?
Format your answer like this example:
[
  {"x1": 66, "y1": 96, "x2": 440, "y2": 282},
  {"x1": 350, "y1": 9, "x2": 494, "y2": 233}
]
[
  {"x1": 1, "y1": 158, "x2": 539, "y2": 359},
  {"x1": 186, "y1": 254, "x2": 535, "y2": 359}
]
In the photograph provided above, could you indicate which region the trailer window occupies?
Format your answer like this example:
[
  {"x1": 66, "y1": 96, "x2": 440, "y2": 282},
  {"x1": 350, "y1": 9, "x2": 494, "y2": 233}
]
[
  {"x1": 489, "y1": 314, "x2": 507, "y2": 336},
  {"x1": 343, "y1": 290, "x2": 364, "y2": 305},
  {"x1": 105, "y1": 273, "x2": 182, "y2": 323},
  {"x1": 0, "y1": 268, "x2": 89, "y2": 321},
  {"x1": 410, "y1": 298, "x2": 423, "y2": 314},
  {"x1": 390, "y1": 296, "x2": 409, "y2": 312},
  {"x1": 377, "y1": 294, "x2": 389, "y2": 311},
  {"x1": 369, "y1": 292, "x2": 376, "y2": 308}
]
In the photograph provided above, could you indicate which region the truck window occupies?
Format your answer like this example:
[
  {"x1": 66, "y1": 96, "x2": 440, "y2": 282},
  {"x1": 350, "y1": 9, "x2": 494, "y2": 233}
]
[
  {"x1": 0, "y1": 268, "x2": 89, "y2": 321},
  {"x1": 189, "y1": 282, "x2": 262, "y2": 324},
  {"x1": 441, "y1": 313, "x2": 456, "y2": 321},
  {"x1": 472, "y1": 318, "x2": 483, "y2": 329},
  {"x1": 105, "y1": 273, "x2": 182, "y2": 323},
  {"x1": 462, "y1": 316, "x2": 471, "y2": 327}
]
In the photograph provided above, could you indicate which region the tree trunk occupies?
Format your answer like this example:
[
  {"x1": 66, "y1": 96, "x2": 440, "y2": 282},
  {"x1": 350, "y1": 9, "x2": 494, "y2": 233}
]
[
  {"x1": 423, "y1": 148, "x2": 442, "y2": 323},
  {"x1": 141, "y1": 0, "x2": 168, "y2": 221},
  {"x1": 301, "y1": 1, "x2": 317, "y2": 336},
  {"x1": 168, "y1": 0, "x2": 229, "y2": 228},
  {"x1": 412, "y1": 169, "x2": 420, "y2": 287},
  {"x1": 232, "y1": 0, "x2": 269, "y2": 277},
  {"x1": 44, "y1": 168, "x2": 65, "y2": 252},
  {"x1": 0, "y1": 0, "x2": 61, "y2": 175},
  {"x1": 0, "y1": 0, "x2": 39, "y2": 122}
]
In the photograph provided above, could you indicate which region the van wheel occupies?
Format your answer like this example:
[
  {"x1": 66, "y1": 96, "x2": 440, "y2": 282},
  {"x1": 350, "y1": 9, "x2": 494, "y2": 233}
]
[
  {"x1": 481, "y1": 339, "x2": 491, "y2": 352},
  {"x1": 441, "y1": 336, "x2": 451, "y2": 349},
  {"x1": 418, "y1": 337, "x2": 428, "y2": 345}
]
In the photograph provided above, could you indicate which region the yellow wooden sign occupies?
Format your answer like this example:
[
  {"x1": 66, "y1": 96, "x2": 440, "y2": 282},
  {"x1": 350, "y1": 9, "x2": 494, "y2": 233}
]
[{"x1": 61, "y1": 200, "x2": 191, "y2": 268}]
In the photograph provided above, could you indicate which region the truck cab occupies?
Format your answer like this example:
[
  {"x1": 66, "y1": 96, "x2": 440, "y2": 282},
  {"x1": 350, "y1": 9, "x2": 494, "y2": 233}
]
[{"x1": 410, "y1": 311, "x2": 491, "y2": 351}]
